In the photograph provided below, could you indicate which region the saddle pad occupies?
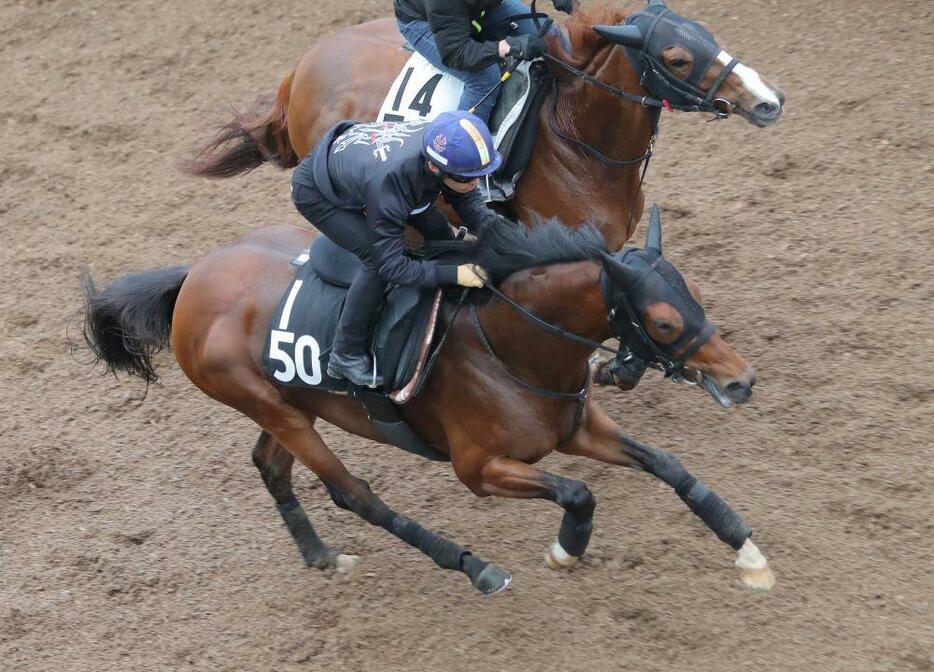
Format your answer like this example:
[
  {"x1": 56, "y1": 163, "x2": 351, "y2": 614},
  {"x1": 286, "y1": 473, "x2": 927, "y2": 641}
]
[
  {"x1": 261, "y1": 241, "x2": 442, "y2": 399},
  {"x1": 377, "y1": 52, "x2": 549, "y2": 202}
]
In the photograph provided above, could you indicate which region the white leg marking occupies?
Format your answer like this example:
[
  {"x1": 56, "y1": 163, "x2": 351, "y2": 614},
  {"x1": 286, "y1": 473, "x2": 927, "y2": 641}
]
[
  {"x1": 735, "y1": 538, "x2": 776, "y2": 591},
  {"x1": 718, "y1": 50, "x2": 781, "y2": 106},
  {"x1": 544, "y1": 540, "x2": 579, "y2": 570},
  {"x1": 335, "y1": 554, "x2": 360, "y2": 573}
]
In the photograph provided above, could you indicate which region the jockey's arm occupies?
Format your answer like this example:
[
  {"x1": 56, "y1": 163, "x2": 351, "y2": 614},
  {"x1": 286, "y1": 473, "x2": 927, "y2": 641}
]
[
  {"x1": 408, "y1": 205, "x2": 456, "y2": 241},
  {"x1": 425, "y1": 0, "x2": 503, "y2": 71},
  {"x1": 366, "y1": 175, "x2": 459, "y2": 287},
  {"x1": 445, "y1": 188, "x2": 517, "y2": 235}
]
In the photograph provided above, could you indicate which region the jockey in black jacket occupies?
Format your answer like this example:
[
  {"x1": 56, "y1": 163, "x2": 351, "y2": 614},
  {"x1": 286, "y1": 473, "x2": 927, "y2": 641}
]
[
  {"x1": 291, "y1": 111, "x2": 507, "y2": 388},
  {"x1": 394, "y1": 0, "x2": 572, "y2": 124}
]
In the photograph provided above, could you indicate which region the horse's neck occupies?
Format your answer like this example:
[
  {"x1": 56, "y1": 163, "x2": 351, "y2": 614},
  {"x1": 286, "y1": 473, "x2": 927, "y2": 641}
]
[
  {"x1": 479, "y1": 261, "x2": 609, "y2": 391},
  {"x1": 564, "y1": 46, "x2": 654, "y2": 159},
  {"x1": 524, "y1": 45, "x2": 655, "y2": 249}
]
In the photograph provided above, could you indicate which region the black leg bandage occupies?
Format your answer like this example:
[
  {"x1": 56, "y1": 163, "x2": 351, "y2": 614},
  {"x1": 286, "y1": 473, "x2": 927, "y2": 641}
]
[
  {"x1": 276, "y1": 494, "x2": 334, "y2": 566},
  {"x1": 329, "y1": 481, "x2": 507, "y2": 593},
  {"x1": 558, "y1": 512, "x2": 594, "y2": 558},
  {"x1": 390, "y1": 514, "x2": 470, "y2": 572},
  {"x1": 622, "y1": 436, "x2": 752, "y2": 550},
  {"x1": 545, "y1": 474, "x2": 596, "y2": 558},
  {"x1": 674, "y1": 477, "x2": 752, "y2": 550}
]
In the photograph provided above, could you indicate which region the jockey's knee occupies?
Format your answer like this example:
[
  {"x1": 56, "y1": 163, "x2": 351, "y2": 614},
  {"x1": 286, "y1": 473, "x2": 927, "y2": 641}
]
[{"x1": 461, "y1": 65, "x2": 502, "y2": 101}]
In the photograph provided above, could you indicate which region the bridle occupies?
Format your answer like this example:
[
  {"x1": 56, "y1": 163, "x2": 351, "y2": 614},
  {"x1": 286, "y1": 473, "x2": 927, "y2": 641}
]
[
  {"x1": 622, "y1": 5, "x2": 739, "y2": 118},
  {"x1": 599, "y1": 251, "x2": 717, "y2": 384},
  {"x1": 540, "y1": 41, "x2": 737, "y2": 161},
  {"x1": 528, "y1": 1, "x2": 739, "y2": 167},
  {"x1": 470, "y1": 251, "x2": 717, "y2": 399},
  {"x1": 507, "y1": 1, "x2": 738, "y2": 235}
]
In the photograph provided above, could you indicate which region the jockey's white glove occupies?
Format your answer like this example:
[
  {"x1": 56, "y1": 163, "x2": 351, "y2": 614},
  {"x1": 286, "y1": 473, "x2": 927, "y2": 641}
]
[{"x1": 456, "y1": 264, "x2": 489, "y2": 288}]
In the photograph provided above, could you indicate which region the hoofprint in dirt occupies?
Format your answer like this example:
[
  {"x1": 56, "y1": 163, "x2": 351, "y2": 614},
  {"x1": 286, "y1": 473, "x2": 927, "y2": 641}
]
[{"x1": 1, "y1": 1, "x2": 932, "y2": 671}]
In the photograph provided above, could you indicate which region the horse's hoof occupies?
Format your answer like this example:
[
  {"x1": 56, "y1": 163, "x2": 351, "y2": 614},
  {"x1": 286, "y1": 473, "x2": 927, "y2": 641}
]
[
  {"x1": 544, "y1": 541, "x2": 579, "y2": 570},
  {"x1": 471, "y1": 564, "x2": 513, "y2": 596},
  {"x1": 735, "y1": 538, "x2": 775, "y2": 591},
  {"x1": 740, "y1": 565, "x2": 776, "y2": 591},
  {"x1": 335, "y1": 554, "x2": 360, "y2": 573}
]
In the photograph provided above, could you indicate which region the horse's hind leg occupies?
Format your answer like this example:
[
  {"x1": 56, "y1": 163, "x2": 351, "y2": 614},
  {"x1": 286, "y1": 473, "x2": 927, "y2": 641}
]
[
  {"x1": 318, "y1": 473, "x2": 512, "y2": 595},
  {"x1": 251, "y1": 431, "x2": 354, "y2": 570},
  {"x1": 240, "y1": 382, "x2": 511, "y2": 594}
]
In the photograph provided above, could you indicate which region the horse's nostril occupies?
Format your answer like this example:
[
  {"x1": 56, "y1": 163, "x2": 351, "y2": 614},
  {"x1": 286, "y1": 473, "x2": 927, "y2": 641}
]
[
  {"x1": 754, "y1": 101, "x2": 779, "y2": 118},
  {"x1": 725, "y1": 381, "x2": 751, "y2": 401}
]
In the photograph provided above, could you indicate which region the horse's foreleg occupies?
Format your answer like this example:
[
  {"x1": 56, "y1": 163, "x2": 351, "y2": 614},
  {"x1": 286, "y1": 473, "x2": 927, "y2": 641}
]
[
  {"x1": 559, "y1": 404, "x2": 775, "y2": 591},
  {"x1": 461, "y1": 455, "x2": 597, "y2": 571},
  {"x1": 251, "y1": 431, "x2": 345, "y2": 569}
]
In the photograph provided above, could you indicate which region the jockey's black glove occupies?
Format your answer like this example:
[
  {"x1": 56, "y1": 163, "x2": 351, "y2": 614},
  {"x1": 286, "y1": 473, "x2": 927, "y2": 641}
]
[
  {"x1": 505, "y1": 34, "x2": 547, "y2": 61},
  {"x1": 552, "y1": 0, "x2": 574, "y2": 13}
]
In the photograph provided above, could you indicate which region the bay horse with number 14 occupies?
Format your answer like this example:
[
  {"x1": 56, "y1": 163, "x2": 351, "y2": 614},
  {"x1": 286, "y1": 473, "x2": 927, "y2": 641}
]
[
  {"x1": 187, "y1": 1, "x2": 785, "y2": 249},
  {"x1": 81, "y1": 209, "x2": 775, "y2": 594}
]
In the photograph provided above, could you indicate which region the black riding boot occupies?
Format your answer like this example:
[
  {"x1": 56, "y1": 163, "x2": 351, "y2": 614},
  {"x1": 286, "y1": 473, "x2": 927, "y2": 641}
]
[{"x1": 328, "y1": 267, "x2": 387, "y2": 388}]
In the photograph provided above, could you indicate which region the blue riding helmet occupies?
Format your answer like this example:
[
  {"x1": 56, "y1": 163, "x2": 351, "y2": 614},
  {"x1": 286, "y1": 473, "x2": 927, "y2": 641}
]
[{"x1": 421, "y1": 111, "x2": 502, "y2": 179}]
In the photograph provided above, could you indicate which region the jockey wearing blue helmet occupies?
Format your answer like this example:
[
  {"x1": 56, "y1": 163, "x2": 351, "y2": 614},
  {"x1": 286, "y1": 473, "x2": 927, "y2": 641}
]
[
  {"x1": 422, "y1": 110, "x2": 502, "y2": 178},
  {"x1": 289, "y1": 111, "x2": 511, "y2": 387}
]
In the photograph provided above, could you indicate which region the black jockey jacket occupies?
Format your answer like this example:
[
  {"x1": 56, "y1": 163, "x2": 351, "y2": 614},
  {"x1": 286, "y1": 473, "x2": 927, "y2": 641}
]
[
  {"x1": 293, "y1": 120, "x2": 504, "y2": 288},
  {"x1": 394, "y1": 0, "x2": 504, "y2": 71}
]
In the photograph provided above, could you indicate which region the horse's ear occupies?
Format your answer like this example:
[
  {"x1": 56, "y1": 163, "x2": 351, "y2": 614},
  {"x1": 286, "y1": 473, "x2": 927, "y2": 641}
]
[
  {"x1": 646, "y1": 204, "x2": 662, "y2": 253},
  {"x1": 600, "y1": 252, "x2": 640, "y2": 290},
  {"x1": 647, "y1": 0, "x2": 668, "y2": 7},
  {"x1": 592, "y1": 24, "x2": 644, "y2": 50}
]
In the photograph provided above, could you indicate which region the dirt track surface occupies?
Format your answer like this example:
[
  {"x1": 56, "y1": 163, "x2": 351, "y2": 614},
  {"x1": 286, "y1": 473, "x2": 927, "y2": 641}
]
[{"x1": 2, "y1": 0, "x2": 932, "y2": 670}]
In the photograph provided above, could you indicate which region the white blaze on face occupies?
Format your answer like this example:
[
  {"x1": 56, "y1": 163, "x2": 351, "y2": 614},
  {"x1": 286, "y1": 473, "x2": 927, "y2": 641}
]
[{"x1": 718, "y1": 50, "x2": 781, "y2": 107}]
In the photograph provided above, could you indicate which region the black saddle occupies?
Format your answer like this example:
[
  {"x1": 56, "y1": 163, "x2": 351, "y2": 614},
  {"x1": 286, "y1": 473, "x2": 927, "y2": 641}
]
[{"x1": 261, "y1": 235, "x2": 449, "y2": 461}]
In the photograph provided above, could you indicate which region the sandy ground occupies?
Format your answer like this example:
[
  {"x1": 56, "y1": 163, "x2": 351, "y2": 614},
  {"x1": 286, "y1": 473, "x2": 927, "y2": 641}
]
[{"x1": 1, "y1": 0, "x2": 932, "y2": 670}]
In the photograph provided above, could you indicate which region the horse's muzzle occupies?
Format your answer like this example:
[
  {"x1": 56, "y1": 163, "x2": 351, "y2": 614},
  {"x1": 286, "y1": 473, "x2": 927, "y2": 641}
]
[
  {"x1": 725, "y1": 377, "x2": 755, "y2": 405},
  {"x1": 749, "y1": 89, "x2": 785, "y2": 127},
  {"x1": 702, "y1": 369, "x2": 755, "y2": 407}
]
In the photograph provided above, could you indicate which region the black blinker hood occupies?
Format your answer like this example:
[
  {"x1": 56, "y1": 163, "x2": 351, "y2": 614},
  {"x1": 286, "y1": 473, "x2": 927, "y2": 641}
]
[
  {"x1": 622, "y1": 5, "x2": 734, "y2": 112},
  {"x1": 601, "y1": 247, "x2": 716, "y2": 376}
]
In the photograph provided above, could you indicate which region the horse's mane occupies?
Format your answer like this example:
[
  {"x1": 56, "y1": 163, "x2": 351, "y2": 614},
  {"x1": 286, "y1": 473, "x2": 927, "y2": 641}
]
[
  {"x1": 558, "y1": 4, "x2": 631, "y2": 65},
  {"x1": 455, "y1": 217, "x2": 608, "y2": 282}
]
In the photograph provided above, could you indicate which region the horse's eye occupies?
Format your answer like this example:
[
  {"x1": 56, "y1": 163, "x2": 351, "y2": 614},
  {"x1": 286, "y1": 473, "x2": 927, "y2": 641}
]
[
  {"x1": 670, "y1": 59, "x2": 687, "y2": 68},
  {"x1": 654, "y1": 320, "x2": 672, "y2": 331}
]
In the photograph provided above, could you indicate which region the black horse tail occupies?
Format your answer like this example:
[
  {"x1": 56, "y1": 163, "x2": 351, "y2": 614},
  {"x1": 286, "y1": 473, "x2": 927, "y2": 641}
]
[
  {"x1": 81, "y1": 265, "x2": 190, "y2": 384},
  {"x1": 184, "y1": 68, "x2": 298, "y2": 178}
]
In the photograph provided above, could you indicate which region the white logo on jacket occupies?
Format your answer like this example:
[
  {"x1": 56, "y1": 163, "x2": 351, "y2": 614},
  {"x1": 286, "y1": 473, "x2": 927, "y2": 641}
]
[{"x1": 332, "y1": 120, "x2": 427, "y2": 162}]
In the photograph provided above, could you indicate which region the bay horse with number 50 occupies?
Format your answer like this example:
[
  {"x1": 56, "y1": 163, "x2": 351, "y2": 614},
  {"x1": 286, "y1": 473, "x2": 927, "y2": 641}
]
[
  {"x1": 187, "y1": 1, "x2": 785, "y2": 249},
  {"x1": 81, "y1": 210, "x2": 775, "y2": 594}
]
